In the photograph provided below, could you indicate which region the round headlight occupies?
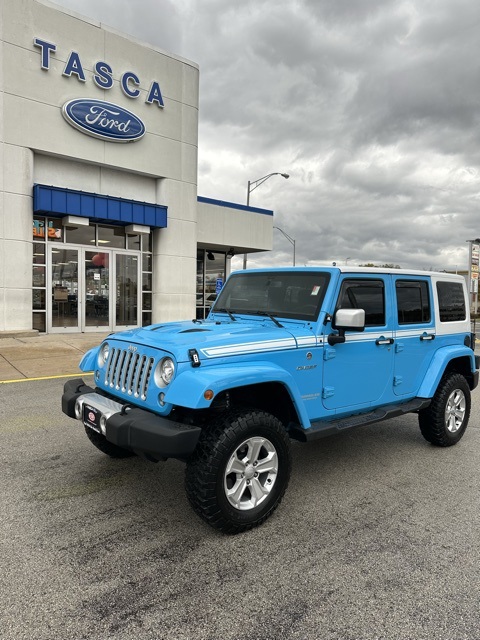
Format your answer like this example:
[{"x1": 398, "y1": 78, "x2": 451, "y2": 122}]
[
  {"x1": 156, "y1": 357, "x2": 175, "y2": 387},
  {"x1": 98, "y1": 342, "x2": 110, "y2": 367}
]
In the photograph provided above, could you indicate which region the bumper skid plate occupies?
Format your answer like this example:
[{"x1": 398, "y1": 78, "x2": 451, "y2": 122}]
[{"x1": 62, "y1": 378, "x2": 201, "y2": 461}]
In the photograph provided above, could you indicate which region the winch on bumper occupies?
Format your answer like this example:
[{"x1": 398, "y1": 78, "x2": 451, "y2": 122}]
[{"x1": 62, "y1": 378, "x2": 201, "y2": 461}]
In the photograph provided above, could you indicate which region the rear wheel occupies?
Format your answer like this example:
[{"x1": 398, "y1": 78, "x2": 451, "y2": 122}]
[
  {"x1": 418, "y1": 373, "x2": 471, "y2": 446},
  {"x1": 84, "y1": 426, "x2": 135, "y2": 458},
  {"x1": 185, "y1": 409, "x2": 292, "y2": 534}
]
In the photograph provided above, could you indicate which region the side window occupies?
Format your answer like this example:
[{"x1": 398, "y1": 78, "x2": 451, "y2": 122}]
[
  {"x1": 336, "y1": 279, "x2": 385, "y2": 326},
  {"x1": 436, "y1": 281, "x2": 466, "y2": 322},
  {"x1": 396, "y1": 280, "x2": 431, "y2": 324}
]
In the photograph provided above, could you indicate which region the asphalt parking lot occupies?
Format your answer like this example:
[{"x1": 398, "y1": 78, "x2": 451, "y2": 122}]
[{"x1": 1, "y1": 376, "x2": 480, "y2": 640}]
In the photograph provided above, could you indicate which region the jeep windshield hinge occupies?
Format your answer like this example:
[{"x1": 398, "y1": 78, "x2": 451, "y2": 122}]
[{"x1": 188, "y1": 349, "x2": 201, "y2": 367}]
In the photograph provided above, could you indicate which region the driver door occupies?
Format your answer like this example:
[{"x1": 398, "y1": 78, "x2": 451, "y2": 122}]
[{"x1": 322, "y1": 276, "x2": 395, "y2": 411}]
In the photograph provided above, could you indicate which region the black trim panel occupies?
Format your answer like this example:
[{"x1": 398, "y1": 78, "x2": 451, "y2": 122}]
[
  {"x1": 289, "y1": 398, "x2": 431, "y2": 442},
  {"x1": 62, "y1": 378, "x2": 201, "y2": 461}
]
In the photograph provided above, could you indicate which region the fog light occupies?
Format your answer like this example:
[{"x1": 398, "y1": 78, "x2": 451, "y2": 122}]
[
  {"x1": 74, "y1": 400, "x2": 82, "y2": 420},
  {"x1": 159, "y1": 392, "x2": 165, "y2": 406},
  {"x1": 95, "y1": 370, "x2": 100, "y2": 382},
  {"x1": 100, "y1": 415, "x2": 107, "y2": 435}
]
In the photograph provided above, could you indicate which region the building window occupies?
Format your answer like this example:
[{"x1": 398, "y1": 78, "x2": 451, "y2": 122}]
[
  {"x1": 47, "y1": 218, "x2": 63, "y2": 242},
  {"x1": 196, "y1": 250, "x2": 226, "y2": 319},
  {"x1": 32, "y1": 216, "x2": 47, "y2": 331},
  {"x1": 141, "y1": 234, "x2": 153, "y2": 327},
  {"x1": 127, "y1": 234, "x2": 141, "y2": 251},
  {"x1": 65, "y1": 223, "x2": 95, "y2": 245},
  {"x1": 98, "y1": 225, "x2": 126, "y2": 249}
]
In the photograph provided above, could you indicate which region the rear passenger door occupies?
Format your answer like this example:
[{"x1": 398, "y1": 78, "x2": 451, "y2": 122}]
[
  {"x1": 322, "y1": 275, "x2": 395, "y2": 410},
  {"x1": 393, "y1": 276, "x2": 435, "y2": 397}
]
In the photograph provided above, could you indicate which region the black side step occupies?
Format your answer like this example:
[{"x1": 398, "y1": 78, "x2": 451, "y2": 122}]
[{"x1": 289, "y1": 398, "x2": 431, "y2": 442}]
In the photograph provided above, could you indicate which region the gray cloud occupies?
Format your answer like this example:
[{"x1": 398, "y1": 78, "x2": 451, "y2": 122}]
[{"x1": 53, "y1": 0, "x2": 480, "y2": 271}]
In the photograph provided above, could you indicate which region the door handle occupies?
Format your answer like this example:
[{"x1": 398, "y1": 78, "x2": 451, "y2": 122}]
[
  {"x1": 420, "y1": 333, "x2": 435, "y2": 341},
  {"x1": 375, "y1": 337, "x2": 394, "y2": 345}
]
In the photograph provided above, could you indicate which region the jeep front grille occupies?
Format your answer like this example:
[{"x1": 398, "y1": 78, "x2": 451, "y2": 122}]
[{"x1": 104, "y1": 348, "x2": 155, "y2": 401}]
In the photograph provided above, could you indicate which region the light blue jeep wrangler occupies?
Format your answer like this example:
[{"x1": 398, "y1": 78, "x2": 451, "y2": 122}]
[{"x1": 62, "y1": 267, "x2": 479, "y2": 533}]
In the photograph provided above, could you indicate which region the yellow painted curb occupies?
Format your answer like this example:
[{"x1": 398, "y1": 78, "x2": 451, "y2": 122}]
[{"x1": 0, "y1": 372, "x2": 94, "y2": 384}]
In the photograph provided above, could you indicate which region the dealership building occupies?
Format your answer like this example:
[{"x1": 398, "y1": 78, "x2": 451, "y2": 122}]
[{"x1": 0, "y1": 0, "x2": 273, "y2": 334}]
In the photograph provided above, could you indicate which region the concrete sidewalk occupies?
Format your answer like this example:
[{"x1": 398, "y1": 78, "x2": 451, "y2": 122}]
[{"x1": 0, "y1": 331, "x2": 110, "y2": 382}]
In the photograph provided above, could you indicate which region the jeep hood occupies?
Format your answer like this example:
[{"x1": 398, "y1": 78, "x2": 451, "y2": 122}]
[{"x1": 107, "y1": 319, "x2": 317, "y2": 362}]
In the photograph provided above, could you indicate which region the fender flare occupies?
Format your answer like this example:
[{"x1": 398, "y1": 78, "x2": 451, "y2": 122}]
[
  {"x1": 164, "y1": 361, "x2": 311, "y2": 427},
  {"x1": 417, "y1": 345, "x2": 477, "y2": 398}
]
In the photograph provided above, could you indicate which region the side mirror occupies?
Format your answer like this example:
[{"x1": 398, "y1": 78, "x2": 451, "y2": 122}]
[{"x1": 328, "y1": 308, "x2": 365, "y2": 345}]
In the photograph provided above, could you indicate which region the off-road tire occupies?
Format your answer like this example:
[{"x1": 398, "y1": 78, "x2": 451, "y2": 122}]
[
  {"x1": 418, "y1": 373, "x2": 471, "y2": 447},
  {"x1": 185, "y1": 408, "x2": 292, "y2": 534},
  {"x1": 84, "y1": 425, "x2": 135, "y2": 458}
]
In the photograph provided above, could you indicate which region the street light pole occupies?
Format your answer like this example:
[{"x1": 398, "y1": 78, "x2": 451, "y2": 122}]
[
  {"x1": 243, "y1": 172, "x2": 289, "y2": 269},
  {"x1": 274, "y1": 225, "x2": 296, "y2": 266}
]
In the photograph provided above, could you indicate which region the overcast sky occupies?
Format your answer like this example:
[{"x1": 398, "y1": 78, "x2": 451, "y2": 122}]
[{"x1": 52, "y1": 0, "x2": 480, "y2": 272}]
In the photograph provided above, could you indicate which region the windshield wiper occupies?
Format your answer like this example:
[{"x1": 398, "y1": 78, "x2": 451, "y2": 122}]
[
  {"x1": 254, "y1": 311, "x2": 284, "y2": 328},
  {"x1": 214, "y1": 307, "x2": 236, "y2": 321}
]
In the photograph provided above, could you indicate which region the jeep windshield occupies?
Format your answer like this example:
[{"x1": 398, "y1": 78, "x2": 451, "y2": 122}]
[{"x1": 212, "y1": 271, "x2": 330, "y2": 321}]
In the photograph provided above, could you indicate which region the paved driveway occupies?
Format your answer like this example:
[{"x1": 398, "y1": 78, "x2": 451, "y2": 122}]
[{"x1": 1, "y1": 377, "x2": 480, "y2": 640}]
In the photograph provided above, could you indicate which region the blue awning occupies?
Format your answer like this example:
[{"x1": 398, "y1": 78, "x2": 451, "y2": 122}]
[{"x1": 33, "y1": 184, "x2": 167, "y2": 228}]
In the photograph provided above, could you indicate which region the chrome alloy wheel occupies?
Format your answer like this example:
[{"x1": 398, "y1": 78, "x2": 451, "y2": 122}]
[
  {"x1": 445, "y1": 388, "x2": 466, "y2": 433},
  {"x1": 224, "y1": 436, "x2": 279, "y2": 511}
]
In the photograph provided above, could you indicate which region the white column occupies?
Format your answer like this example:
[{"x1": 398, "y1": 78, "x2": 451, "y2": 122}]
[
  {"x1": 152, "y1": 178, "x2": 198, "y2": 322},
  {"x1": 0, "y1": 144, "x2": 34, "y2": 331}
]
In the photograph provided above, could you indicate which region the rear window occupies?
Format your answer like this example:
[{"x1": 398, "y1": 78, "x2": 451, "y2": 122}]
[
  {"x1": 396, "y1": 280, "x2": 431, "y2": 324},
  {"x1": 436, "y1": 281, "x2": 466, "y2": 322}
]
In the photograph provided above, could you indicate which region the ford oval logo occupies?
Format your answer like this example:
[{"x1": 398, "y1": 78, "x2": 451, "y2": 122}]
[{"x1": 62, "y1": 98, "x2": 145, "y2": 142}]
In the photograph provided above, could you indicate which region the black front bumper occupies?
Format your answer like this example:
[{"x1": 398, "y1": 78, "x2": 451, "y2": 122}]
[{"x1": 62, "y1": 378, "x2": 202, "y2": 461}]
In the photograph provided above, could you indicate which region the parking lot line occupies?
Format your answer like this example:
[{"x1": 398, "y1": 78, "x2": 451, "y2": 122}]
[{"x1": 0, "y1": 372, "x2": 94, "y2": 384}]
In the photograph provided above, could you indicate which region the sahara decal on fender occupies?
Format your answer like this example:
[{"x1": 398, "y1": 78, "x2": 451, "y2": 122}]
[{"x1": 62, "y1": 99, "x2": 145, "y2": 142}]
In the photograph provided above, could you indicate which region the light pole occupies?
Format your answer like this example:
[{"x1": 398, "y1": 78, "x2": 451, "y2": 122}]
[
  {"x1": 274, "y1": 225, "x2": 296, "y2": 266},
  {"x1": 243, "y1": 172, "x2": 289, "y2": 268}
]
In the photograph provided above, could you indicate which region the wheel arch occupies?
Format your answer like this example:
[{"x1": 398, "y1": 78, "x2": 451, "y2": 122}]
[
  {"x1": 417, "y1": 346, "x2": 477, "y2": 398},
  {"x1": 214, "y1": 381, "x2": 302, "y2": 429},
  {"x1": 165, "y1": 362, "x2": 310, "y2": 427}
]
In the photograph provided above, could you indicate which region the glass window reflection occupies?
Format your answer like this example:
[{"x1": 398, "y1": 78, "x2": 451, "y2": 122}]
[
  {"x1": 65, "y1": 224, "x2": 95, "y2": 245},
  {"x1": 98, "y1": 225, "x2": 125, "y2": 249}
]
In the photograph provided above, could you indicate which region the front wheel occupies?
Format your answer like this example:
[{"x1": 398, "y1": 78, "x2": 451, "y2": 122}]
[
  {"x1": 185, "y1": 409, "x2": 292, "y2": 534},
  {"x1": 418, "y1": 373, "x2": 471, "y2": 446}
]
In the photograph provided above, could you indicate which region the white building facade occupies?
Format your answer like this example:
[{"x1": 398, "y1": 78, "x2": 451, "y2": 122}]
[{"x1": 0, "y1": 0, "x2": 273, "y2": 334}]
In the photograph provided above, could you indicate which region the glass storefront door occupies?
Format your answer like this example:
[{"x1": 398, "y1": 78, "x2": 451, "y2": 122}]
[
  {"x1": 48, "y1": 246, "x2": 140, "y2": 333},
  {"x1": 115, "y1": 254, "x2": 139, "y2": 327},
  {"x1": 84, "y1": 250, "x2": 110, "y2": 329},
  {"x1": 83, "y1": 250, "x2": 140, "y2": 332},
  {"x1": 49, "y1": 247, "x2": 80, "y2": 332}
]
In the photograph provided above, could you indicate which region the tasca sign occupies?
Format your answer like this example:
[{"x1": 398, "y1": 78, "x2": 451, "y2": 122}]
[
  {"x1": 62, "y1": 99, "x2": 145, "y2": 142},
  {"x1": 33, "y1": 37, "x2": 165, "y2": 142}
]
